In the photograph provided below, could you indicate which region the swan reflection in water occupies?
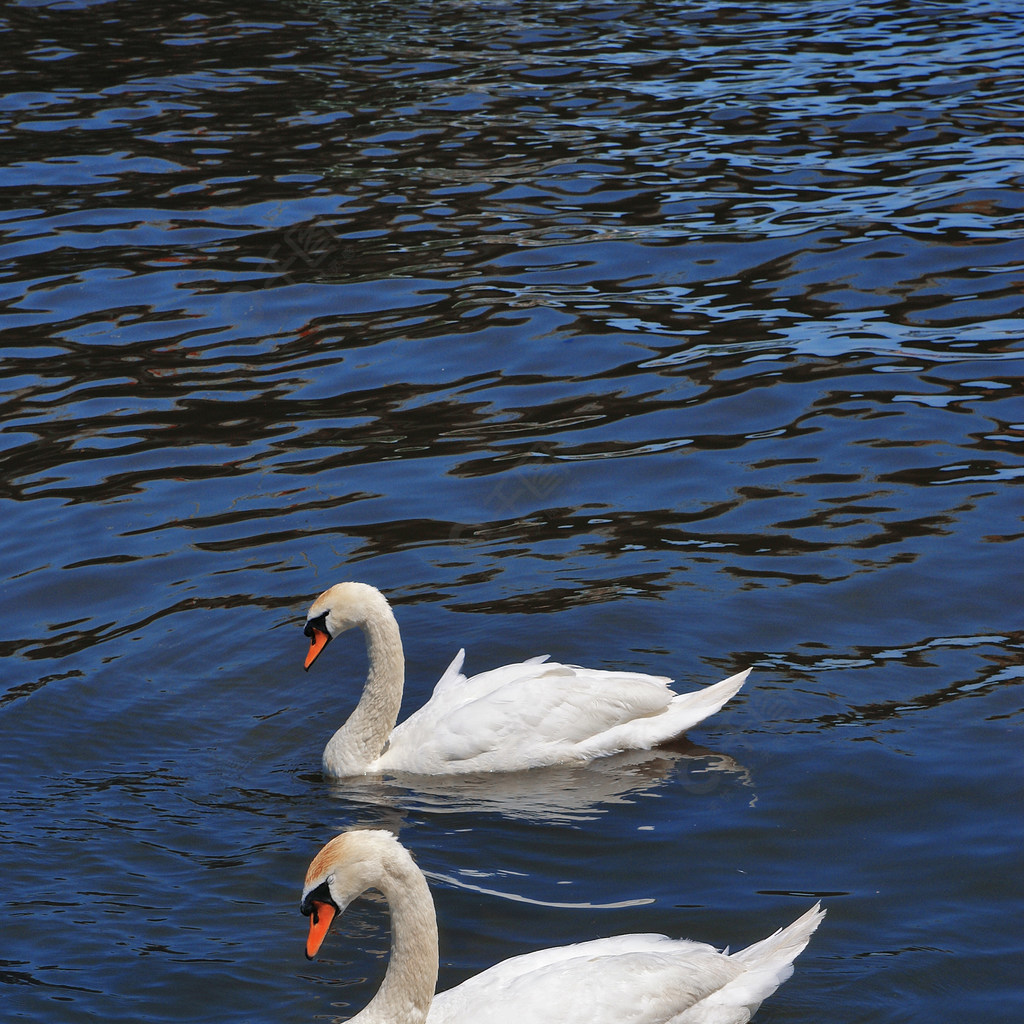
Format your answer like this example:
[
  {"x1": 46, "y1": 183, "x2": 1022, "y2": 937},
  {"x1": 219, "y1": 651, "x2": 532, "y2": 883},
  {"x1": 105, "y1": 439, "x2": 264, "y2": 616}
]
[{"x1": 321, "y1": 739, "x2": 753, "y2": 824}]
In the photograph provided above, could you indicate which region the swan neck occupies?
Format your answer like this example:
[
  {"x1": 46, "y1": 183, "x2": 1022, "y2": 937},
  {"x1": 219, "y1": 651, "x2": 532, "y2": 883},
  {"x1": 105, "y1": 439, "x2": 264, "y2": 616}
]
[
  {"x1": 360, "y1": 846, "x2": 439, "y2": 1024},
  {"x1": 323, "y1": 593, "x2": 405, "y2": 776}
]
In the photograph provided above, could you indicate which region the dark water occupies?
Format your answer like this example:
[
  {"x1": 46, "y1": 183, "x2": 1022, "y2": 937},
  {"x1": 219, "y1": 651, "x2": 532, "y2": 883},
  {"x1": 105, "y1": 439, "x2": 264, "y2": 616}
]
[{"x1": 2, "y1": 1, "x2": 1022, "y2": 1021}]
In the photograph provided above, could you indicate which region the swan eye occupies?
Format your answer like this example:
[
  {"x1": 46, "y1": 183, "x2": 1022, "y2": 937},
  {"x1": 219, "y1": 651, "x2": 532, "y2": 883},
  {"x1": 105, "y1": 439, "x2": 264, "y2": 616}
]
[
  {"x1": 304, "y1": 611, "x2": 329, "y2": 639},
  {"x1": 301, "y1": 879, "x2": 335, "y2": 917}
]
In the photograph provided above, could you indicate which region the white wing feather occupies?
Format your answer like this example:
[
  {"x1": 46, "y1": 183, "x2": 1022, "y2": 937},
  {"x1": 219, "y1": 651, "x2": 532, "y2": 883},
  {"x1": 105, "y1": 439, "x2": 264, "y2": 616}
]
[
  {"x1": 376, "y1": 657, "x2": 747, "y2": 774},
  {"x1": 428, "y1": 906, "x2": 824, "y2": 1024},
  {"x1": 428, "y1": 935, "x2": 744, "y2": 1024}
]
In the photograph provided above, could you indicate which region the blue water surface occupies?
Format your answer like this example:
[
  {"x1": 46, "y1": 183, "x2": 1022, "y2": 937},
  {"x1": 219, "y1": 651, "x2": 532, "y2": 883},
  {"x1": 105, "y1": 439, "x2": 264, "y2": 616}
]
[{"x1": 1, "y1": 2, "x2": 1022, "y2": 1022}]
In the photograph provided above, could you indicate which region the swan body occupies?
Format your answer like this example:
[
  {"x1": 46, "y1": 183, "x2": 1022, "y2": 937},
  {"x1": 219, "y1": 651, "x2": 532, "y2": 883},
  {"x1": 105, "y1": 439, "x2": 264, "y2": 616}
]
[
  {"x1": 301, "y1": 829, "x2": 824, "y2": 1024},
  {"x1": 302, "y1": 582, "x2": 748, "y2": 778}
]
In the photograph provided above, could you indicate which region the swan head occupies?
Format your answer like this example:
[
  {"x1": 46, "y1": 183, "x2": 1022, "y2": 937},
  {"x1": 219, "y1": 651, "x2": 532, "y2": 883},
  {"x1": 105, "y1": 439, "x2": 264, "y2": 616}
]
[
  {"x1": 300, "y1": 829, "x2": 401, "y2": 959},
  {"x1": 302, "y1": 582, "x2": 387, "y2": 670}
]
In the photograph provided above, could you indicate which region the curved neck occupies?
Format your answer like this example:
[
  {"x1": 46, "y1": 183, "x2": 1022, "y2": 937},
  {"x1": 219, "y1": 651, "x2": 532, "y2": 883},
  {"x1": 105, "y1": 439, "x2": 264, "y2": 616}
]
[
  {"x1": 356, "y1": 845, "x2": 439, "y2": 1024},
  {"x1": 323, "y1": 592, "x2": 405, "y2": 776}
]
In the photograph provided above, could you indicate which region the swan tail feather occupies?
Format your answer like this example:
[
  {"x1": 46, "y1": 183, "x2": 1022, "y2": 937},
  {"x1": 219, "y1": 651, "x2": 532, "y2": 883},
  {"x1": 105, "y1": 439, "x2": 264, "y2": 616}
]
[
  {"x1": 572, "y1": 668, "x2": 748, "y2": 760},
  {"x1": 686, "y1": 904, "x2": 824, "y2": 1022},
  {"x1": 664, "y1": 668, "x2": 748, "y2": 731},
  {"x1": 733, "y1": 902, "x2": 825, "y2": 968}
]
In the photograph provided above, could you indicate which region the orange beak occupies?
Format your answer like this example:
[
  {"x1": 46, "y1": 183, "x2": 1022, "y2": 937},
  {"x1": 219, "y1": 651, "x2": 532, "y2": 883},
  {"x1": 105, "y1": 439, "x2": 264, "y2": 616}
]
[
  {"x1": 305, "y1": 899, "x2": 336, "y2": 959},
  {"x1": 304, "y1": 627, "x2": 330, "y2": 670}
]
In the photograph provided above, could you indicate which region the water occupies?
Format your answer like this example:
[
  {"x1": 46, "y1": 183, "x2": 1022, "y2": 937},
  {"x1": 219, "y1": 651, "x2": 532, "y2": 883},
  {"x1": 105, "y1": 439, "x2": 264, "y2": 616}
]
[{"x1": 1, "y1": 1, "x2": 1022, "y2": 1021}]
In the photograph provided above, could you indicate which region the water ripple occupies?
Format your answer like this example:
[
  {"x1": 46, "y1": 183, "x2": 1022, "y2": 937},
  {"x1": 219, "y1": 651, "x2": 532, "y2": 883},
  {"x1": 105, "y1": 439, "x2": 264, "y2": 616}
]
[{"x1": 1, "y1": 2, "x2": 1023, "y2": 1023}]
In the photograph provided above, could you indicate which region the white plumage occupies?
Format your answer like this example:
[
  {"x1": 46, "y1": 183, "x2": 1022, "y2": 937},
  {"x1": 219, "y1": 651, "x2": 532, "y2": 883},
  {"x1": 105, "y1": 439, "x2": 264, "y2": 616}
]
[
  {"x1": 301, "y1": 582, "x2": 748, "y2": 777},
  {"x1": 300, "y1": 830, "x2": 824, "y2": 1024}
]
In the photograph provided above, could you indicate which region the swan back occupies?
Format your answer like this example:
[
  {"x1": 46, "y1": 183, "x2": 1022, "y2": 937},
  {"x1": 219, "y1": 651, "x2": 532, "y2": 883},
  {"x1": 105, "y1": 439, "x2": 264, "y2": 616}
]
[{"x1": 429, "y1": 936, "x2": 744, "y2": 1024}]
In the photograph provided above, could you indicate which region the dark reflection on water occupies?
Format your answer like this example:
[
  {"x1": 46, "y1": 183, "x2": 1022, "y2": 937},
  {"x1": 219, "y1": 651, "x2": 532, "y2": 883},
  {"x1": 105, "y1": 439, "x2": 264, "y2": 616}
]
[
  {"x1": 322, "y1": 742, "x2": 753, "y2": 825},
  {"x1": 1, "y1": 0, "x2": 1023, "y2": 1022}
]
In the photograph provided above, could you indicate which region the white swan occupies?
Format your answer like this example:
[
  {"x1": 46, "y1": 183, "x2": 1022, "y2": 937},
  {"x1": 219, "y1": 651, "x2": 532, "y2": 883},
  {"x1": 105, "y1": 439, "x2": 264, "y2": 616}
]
[
  {"x1": 302, "y1": 582, "x2": 748, "y2": 777},
  {"x1": 301, "y1": 829, "x2": 825, "y2": 1024}
]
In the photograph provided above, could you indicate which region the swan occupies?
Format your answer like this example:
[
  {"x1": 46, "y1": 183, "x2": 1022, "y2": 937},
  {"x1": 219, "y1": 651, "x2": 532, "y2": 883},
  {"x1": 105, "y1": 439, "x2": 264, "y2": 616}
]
[
  {"x1": 302, "y1": 582, "x2": 749, "y2": 777},
  {"x1": 301, "y1": 829, "x2": 825, "y2": 1024}
]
